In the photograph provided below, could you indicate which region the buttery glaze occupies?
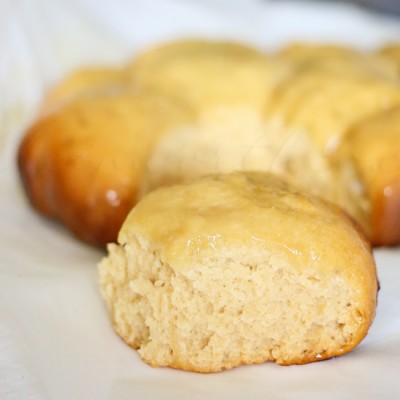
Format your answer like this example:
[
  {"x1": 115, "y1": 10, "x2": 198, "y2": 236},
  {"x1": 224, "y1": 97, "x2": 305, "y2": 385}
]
[{"x1": 120, "y1": 172, "x2": 374, "y2": 285}]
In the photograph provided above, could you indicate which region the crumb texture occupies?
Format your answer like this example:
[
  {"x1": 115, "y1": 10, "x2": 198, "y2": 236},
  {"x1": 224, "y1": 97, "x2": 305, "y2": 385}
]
[{"x1": 99, "y1": 172, "x2": 378, "y2": 373}]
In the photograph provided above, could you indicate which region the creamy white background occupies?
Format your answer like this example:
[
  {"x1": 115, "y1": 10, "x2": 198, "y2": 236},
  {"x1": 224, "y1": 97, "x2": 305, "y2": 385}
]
[{"x1": 1, "y1": 1, "x2": 400, "y2": 399}]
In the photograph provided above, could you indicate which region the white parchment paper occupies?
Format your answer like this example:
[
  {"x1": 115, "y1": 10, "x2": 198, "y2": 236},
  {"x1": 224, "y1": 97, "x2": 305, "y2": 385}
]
[{"x1": 1, "y1": 1, "x2": 400, "y2": 399}]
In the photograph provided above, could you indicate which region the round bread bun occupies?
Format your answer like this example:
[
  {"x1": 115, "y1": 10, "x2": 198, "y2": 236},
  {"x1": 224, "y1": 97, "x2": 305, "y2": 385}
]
[
  {"x1": 140, "y1": 107, "x2": 370, "y2": 240},
  {"x1": 99, "y1": 171, "x2": 378, "y2": 373},
  {"x1": 18, "y1": 88, "x2": 195, "y2": 246},
  {"x1": 16, "y1": 39, "x2": 400, "y2": 248},
  {"x1": 265, "y1": 57, "x2": 400, "y2": 152},
  {"x1": 338, "y1": 106, "x2": 400, "y2": 245},
  {"x1": 128, "y1": 39, "x2": 289, "y2": 113}
]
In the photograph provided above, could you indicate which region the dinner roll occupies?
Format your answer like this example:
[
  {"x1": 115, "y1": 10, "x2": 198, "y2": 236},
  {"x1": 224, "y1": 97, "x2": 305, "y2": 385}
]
[
  {"x1": 99, "y1": 172, "x2": 378, "y2": 373},
  {"x1": 16, "y1": 38, "x2": 400, "y2": 248},
  {"x1": 18, "y1": 89, "x2": 195, "y2": 246},
  {"x1": 337, "y1": 106, "x2": 400, "y2": 245},
  {"x1": 128, "y1": 39, "x2": 289, "y2": 113},
  {"x1": 265, "y1": 60, "x2": 400, "y2": 153},
  {"x1": 141, "y1": 103, "x2": 370, "y2": 240}
]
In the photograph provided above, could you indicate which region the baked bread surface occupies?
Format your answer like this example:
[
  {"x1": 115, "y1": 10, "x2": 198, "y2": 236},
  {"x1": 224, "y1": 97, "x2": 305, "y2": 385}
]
[
  {"x1": 18, "y1": 89, "x2": 194, "y2": 245},
  {"x1": 99, "y1": 172, "x2": 377, "y2": 372},
  {"x1": 17, "y1": 39, "x2": 400, "y2": 247},
  {"x1": 339, "y1": 107, "x2": 400, "y2": 245},
  {"x1": 141, "y1": 106, "x2": 372, "y2": 239},
  {"x1": 128, "y1": 39, "x2": 289, "y2": 113},
  {"x1": 265, "y1": 60, "x2": 400, "y2": 153}
]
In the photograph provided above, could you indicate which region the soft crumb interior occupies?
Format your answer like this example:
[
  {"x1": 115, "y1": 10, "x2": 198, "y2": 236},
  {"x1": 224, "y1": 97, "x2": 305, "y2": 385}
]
[{"x1": 99, "y1": 237, "x2": 366, "y2": 373}]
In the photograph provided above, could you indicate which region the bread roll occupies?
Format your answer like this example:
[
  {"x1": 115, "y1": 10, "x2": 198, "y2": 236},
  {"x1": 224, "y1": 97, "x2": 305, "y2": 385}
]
[
  {"x1": 265, "y1": 61, "x2": 400, "y2": 153},
  {"x1": 18, "y1": 89, "x2": 195, "y2": 246},
  {"x1": 141, "y1": 44, "x2": 399, "y2": 243},
  {"x1": 99, "y1": 172, "x2": 378, "y2": 373},
  {"x1": 17, "y1": 39, "x2": 400, "y2": 247},
  {"x1": 337, "y1": 106, "x2": 400, "y2": 245},
  {"x1": 140, "y1": 106, "x2": 370, "y2": 238},
  {"x1": 128, "y1": 39, "x2": 289, "y2": 113}
]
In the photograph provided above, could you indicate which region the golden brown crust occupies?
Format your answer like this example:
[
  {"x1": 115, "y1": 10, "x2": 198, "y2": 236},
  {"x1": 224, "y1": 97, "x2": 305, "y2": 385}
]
[
  {"x1": 17, "y1": 123, "x2": 58, "y2": 217},
  {"x1": 265, "y1": 60, "x2": 400, "y2": 152},
  {"x1": 18, "y1": 90, "x2": 194, "y2": 246},
  {"x1": 373, "y1": 180, "x2": 400, "y2": 246},
  {"x1": 340, "y1": 107, "x2": 400, "y2": 246},
  {"x1": 127, "y1": 39, "x2": 288, "y2": 113}
]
